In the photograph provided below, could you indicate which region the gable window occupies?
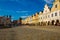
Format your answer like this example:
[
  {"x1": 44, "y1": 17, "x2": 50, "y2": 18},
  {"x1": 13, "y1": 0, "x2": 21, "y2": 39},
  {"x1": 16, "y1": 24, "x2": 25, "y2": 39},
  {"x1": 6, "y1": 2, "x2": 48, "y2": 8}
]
[
  {"x1": 55, "y1": 12, "x2": 57, "y2": 16},
  {"x1": 55, "y1": 4, "x2": 57, "y2": 8},
  {"x1": 59, "y1": 0, "x2": 60, "y2": 2}
]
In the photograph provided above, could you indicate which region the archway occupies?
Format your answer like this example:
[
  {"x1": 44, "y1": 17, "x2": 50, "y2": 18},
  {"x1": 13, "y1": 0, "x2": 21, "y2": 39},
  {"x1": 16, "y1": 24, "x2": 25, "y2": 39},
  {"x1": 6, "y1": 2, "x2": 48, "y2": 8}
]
[
  {"x1": 56, "y1": 20, "x2": 59, "y2": 23},
  {"x1": 48, "y1": 21, "x2": 50, "y2": 25},
  {"x1": 51, "y1": 20, "x2": 55, "y2": 25},
  {"x1": 41, "y1": 22, "x2": 43, "y2": 26}
]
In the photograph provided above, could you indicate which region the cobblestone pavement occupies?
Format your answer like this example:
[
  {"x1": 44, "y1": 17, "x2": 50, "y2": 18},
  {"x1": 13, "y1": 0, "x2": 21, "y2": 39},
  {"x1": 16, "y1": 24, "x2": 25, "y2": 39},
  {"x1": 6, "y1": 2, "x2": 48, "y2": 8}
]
[{"x1": 0, "y1": 26, "x2": 60, "y2": 40}]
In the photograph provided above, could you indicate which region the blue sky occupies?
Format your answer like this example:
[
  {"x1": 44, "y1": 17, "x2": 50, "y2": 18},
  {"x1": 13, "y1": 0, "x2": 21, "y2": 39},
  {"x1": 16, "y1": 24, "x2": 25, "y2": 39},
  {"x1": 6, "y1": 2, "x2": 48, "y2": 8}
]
[{"x1": 0, "y1": 0, "x2": 54, "y2": 20}]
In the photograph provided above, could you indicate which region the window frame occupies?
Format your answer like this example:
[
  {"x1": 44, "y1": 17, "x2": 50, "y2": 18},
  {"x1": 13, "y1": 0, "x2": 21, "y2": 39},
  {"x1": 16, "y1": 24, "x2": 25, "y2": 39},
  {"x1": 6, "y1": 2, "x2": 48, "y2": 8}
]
[
  {"x1": 55, "y1": 12, "x2": 57, "y2": 16},
  {"x1": 55, "y1": 4, "x2": 57, "y2": 8},
  {"x1": 51, "y1": 14, "x2": 53, "y2": 17}
]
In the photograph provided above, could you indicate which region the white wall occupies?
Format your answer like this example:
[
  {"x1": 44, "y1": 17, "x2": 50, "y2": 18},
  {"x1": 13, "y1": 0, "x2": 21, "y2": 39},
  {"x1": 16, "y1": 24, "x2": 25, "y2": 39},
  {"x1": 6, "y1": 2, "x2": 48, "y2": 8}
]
[{"x1": 39, "y1": 10, "x2": 60, "y2": 23}]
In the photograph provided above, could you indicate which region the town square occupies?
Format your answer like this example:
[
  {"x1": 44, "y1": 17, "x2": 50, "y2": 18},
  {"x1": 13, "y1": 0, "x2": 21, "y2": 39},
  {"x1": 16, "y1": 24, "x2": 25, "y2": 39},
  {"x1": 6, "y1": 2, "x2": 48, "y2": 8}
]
[{"x1": 0, "y1": 0, "x2": 60, "y2": 40}]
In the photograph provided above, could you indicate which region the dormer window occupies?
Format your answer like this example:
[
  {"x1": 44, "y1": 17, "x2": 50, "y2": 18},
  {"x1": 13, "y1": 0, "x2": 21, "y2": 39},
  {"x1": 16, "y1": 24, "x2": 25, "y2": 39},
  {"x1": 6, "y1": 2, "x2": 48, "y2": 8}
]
[
  {"x1": 55, "y1": 4, "x2": 57, "y2": 8},
  {"x1": 59, "y1": 0, "x2": 60, "y2": 2}
]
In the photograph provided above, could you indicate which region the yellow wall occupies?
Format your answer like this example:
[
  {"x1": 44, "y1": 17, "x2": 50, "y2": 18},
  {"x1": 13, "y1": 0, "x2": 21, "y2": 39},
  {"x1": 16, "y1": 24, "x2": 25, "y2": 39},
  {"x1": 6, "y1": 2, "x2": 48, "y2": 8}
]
[{"x1": 51, "y1": 0, "x2": 60, "y2": 12}]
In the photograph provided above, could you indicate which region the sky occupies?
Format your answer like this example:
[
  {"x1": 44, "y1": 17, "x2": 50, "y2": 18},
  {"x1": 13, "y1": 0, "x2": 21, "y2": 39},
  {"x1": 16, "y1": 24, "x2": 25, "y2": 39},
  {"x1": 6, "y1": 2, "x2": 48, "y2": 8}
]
[{"x1": 0, "y1": 0, "x2": 54, "y2": 20}]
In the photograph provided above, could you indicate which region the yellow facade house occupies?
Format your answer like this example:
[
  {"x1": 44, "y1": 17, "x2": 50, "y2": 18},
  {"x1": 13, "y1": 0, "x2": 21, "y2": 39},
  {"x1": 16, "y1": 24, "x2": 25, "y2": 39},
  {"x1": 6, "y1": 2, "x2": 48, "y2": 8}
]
[
  {"x1": 32, "y1": 12, "x2": 39, "y2": 25},
  {"x1": 25, "y1": 17, "x2": 30, "y2": 24},
  {"x1": 51, "y1": 0, "x2": 60, "y2": 12},
  {"x1": 49, "y1": 0, "x2": 60, "y2": 25},
  {"x1": 32, "y1": 14, "x2": 36, "y2": 24},
  {"x1": 27, "y1": 16, "x2": 32, "y2": 24},
  {"x1": 23, "y1": 16, "x2": 32, "y2": 24}
]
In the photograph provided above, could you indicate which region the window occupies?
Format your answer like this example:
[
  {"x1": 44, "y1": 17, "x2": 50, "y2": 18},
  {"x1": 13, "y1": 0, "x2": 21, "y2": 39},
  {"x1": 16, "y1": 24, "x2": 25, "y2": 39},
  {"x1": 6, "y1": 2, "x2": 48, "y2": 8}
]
[
  {"x1": 46, "y1": 16, "x2": 47, "y2": 18},
  {"x1": 45, "y1": 10, "x2": 47, "y2": 12},
  {"x1": 59, "y1": 0, "x2": 60, "y2": 2},
  {"x1": 43, "y1": 16, "x2": 44, "y2": 19},
  {"x1": 48, "y1": 15, "x2": 50, "y2": 18},
  {"x1": 51, "y1": 14, "x2": 53, "y2": 17},
  {"x1": 59, "y1": 11, "x2": 60, "y2": 16},
  {"x1": 55, "y1": 4, "x2": 57, "y2": 8},
  {"x1": 55, "y1": 12, "x2": 57, "y2": 16},
  {"x1": 41, "y1": 17, "x2": 42, "y2": 19}
]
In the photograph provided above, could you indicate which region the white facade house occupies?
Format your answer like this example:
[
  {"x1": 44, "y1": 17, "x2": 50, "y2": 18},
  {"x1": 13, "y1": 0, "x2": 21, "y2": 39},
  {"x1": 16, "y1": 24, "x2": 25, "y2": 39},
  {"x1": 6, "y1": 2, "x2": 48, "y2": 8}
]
[
  {"x1": 39, "y1": 4, "x2": 51, "y2": 23},
  {"x1": 39, "y1": 0, "x2": 60, "y2": 25}
]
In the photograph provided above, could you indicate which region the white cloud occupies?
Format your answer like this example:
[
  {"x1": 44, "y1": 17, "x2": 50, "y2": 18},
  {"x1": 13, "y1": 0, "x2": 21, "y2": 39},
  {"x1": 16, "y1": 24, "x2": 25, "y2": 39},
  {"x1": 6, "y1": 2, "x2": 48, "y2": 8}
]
[
  {"x1": 16, "y1": 11, "x2": 32, "y2": 16},
  {"x1": 44, "y1": 0, "x2": 54, "y2": 4},
  {"x1": 21, "y1": 16, "x2": 28, "y2": 18}
]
